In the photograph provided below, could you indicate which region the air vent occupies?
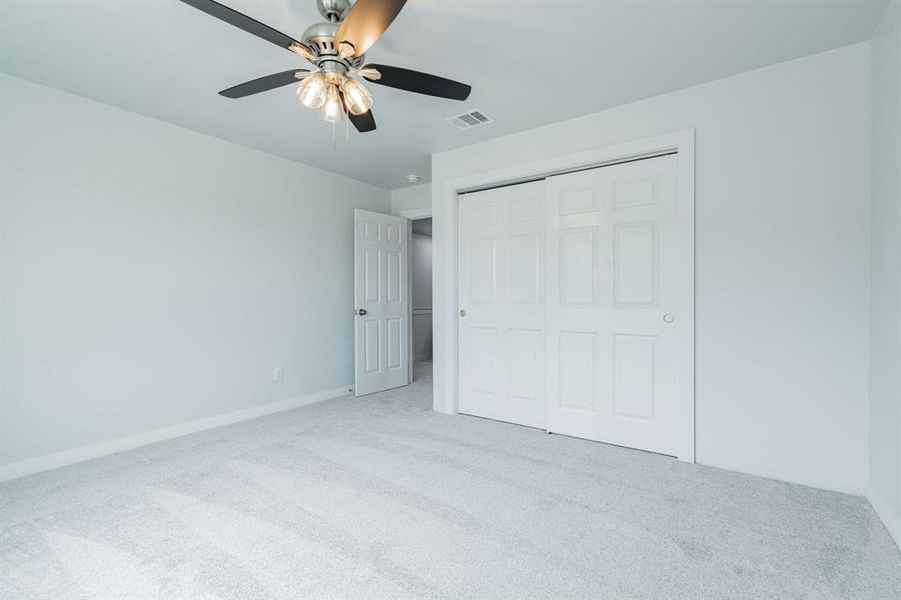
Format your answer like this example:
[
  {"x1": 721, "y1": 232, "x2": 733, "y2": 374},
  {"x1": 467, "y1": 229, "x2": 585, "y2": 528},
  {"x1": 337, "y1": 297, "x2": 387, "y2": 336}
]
[{"x1": 446, "y1": 109, "x2": 493, "y2": 130}]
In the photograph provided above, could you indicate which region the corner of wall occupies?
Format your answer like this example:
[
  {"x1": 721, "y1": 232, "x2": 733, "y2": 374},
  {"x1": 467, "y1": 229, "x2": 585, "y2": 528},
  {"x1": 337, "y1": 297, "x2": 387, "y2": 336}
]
[
  {"x1": 868, "y1": 482, "x2": 901, "y2": 551},
  {"x1": 390, "y1": 183, "x2": 432, "y2": 216},
  {"x1": 866, "y1": 0, "x2": 901, "y2": 552}
]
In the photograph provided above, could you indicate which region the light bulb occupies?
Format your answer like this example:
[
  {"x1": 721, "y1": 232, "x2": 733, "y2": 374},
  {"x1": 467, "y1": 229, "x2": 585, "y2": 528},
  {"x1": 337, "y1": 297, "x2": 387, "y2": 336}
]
[
  {"x1": 355, "y1": 67, "x2": 381, "y2": 81},
  {"x1": 289, "y1": 42, "x2": 316, "y2": 63},
  {"x1": 340, "y1": 77, "x2": 373, "y2": 115},
  {"x1": 337, "y1": 41, "x2": 356, "y2": 60},
  {"x1": 319, "y1": 85, "x2": 345, "y2": 123},
  {"x1": 296, "y1": 72, "x2": 327, "y2": 110}
]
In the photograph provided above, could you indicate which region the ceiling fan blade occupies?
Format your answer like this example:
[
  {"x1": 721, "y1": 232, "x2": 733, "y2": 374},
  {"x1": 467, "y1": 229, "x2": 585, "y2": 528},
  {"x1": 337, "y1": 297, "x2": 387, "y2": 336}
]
[
  {"x1": 349, "y1": 109, "x2": 377, "y2": 133},
  {"x1": 219, "y1": 69, "x2": 309, "y2": 98},
  {"x1": 335, "y1": 0, "x2": 407, "y2": 57},
  {"x1": 179, "y1": 0, "x2": 305, "y2": 53},
  {"x1": 362, "y1": 64, "x2": 471, "y2": 100}
]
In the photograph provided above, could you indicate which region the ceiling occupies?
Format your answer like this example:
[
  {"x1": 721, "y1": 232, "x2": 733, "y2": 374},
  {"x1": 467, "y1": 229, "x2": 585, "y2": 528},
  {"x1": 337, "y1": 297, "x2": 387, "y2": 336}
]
[{"x1": 0, "y1": 1, "x2": 887, "y2": 189}]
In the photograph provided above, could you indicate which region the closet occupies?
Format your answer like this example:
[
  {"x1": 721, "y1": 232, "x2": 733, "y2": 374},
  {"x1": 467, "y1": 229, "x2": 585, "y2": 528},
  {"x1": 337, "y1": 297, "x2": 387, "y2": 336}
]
[{"x1": 457, "y1": 154, "x2": 688, "y2": 456}]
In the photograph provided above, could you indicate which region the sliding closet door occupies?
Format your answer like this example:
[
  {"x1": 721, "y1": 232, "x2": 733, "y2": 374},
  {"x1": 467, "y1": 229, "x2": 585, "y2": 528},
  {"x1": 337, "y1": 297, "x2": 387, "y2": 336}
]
[
  {"x1": 458, "y1": 181, "x2": 546, "y2": 428},
  {"x1": 545, "y1": 154, "x2": 685, "y2": 456}
]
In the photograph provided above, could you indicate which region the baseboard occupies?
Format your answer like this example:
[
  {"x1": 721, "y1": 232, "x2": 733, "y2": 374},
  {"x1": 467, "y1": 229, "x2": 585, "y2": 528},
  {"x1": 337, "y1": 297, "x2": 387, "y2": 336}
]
[
  {"x1": 0, "y1": 385, "x2": 351, "y2": 483},
  {"x1": 867, "y1": 482, "x2": 901, "y2": 551}
]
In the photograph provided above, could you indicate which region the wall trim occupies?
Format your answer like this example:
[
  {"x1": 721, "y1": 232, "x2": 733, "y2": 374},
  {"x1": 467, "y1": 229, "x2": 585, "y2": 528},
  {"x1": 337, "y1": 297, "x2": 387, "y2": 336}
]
[
  {"x1": 433, "y1": 128, "x2": 696, "y2": 463},
  {"x1": 867, "y1": 482, "x2": 901, "y2": 551},
  {"x1": 0, "y1": 385, "x2": 351, "y2": 482}
]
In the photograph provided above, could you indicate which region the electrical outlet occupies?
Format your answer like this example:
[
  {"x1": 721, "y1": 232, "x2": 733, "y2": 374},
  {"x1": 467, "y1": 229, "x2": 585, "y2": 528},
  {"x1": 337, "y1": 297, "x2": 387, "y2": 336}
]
[{"x1": 274, "y1": 366, "x2": 284, "y2": 383}]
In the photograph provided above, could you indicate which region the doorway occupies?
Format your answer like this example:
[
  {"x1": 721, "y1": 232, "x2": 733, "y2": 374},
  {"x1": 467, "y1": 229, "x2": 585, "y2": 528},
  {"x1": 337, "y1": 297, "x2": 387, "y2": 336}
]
[{"x1": 411, "y1": 217, "x2": 433, "y2": 381}]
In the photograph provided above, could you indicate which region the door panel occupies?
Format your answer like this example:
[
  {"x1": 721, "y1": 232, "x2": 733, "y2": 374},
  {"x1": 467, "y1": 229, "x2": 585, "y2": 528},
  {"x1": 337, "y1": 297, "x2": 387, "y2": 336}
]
[
  {"x1": 509, "y1": 234, "x2": 540, "y2": 305},
  {"x1": 354, "y1": 209, "x2": 409, "y2": 396},
  {"x1": 458, "y1": 181, "x2": 546, "y2": 429},
  {"x1": 560, "y1": 227, "x2": 597, "y2": 306},
  {"x1": 468, "y1": 239, "x2": 497, "y2": 303},
  {"x1": 614, "y1": 223, "x2": 657, "y2": 306},
  {"x1": 509, "y1": 328, "x2": 540, "y2": 401},
  {"x1": 612, "y1": 333, "x2": 656, "y2": 420},
  {"x1": 546, "y1": 154, "x2": 681, "y2": 455},
  {"x1": 558, "y1": 331, "x2": 597, "y2": 410}
]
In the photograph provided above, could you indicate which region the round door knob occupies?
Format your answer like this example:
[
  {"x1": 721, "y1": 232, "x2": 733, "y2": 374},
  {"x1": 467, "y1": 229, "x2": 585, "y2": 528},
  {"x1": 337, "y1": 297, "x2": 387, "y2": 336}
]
[
  {"x1": 663, "y1": 313, "x2": 675, "y2": 323},
  {"x1": 459, "y1": 309, "x2": 466, "y2": 317},
  {"x1": 357, "y1": 308, "x2": 367, "y2": 316}
]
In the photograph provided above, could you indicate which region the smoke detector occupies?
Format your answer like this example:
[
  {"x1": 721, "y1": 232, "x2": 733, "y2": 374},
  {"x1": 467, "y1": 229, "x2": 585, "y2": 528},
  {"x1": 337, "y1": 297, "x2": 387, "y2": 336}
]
[
  {"x1": 406, "y1": 174, "x2": 421, "y2": 183},
  {"x1": 446, "y1": 109, "x2": 493, "y2": 130}
]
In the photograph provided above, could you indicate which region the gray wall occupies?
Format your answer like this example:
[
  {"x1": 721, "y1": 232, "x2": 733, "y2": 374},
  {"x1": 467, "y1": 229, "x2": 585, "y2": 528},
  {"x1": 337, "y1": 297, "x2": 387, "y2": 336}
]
[
  {"x1": 0, "y1": 74, "x2": 391, "y2": 466},
  {"x1": 411, "y1": 227, "x2": 432, "y2": 361},
  {"x1": 868, "y1": 0, "x2": 901, "y2": 543}
]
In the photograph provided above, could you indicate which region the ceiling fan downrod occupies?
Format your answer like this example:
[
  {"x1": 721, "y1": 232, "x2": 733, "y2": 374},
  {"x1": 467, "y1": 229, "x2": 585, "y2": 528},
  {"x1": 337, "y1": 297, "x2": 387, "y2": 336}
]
[{"x1": 317, "y1": 0, "x2": 352, "y2": 23}]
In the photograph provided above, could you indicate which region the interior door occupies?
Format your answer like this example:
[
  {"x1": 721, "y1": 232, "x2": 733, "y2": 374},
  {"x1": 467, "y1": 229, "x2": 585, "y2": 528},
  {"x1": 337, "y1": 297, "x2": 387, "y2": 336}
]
[
  {"x1": 354, "y1": 209, "x2": 409, "y2": 396},
  {"x1": 545, "y1": 154, "x2": 685, "y2": 455},
  {"x1": 457, "y1": 181, "x2": 546, "y2": 428}
]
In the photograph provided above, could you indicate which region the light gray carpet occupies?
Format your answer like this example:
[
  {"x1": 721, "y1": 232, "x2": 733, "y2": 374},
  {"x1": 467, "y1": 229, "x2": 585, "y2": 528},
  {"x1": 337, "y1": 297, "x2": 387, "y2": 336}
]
[{"x1": 2, "y1": 362, "x2": 899, "y2": 599}]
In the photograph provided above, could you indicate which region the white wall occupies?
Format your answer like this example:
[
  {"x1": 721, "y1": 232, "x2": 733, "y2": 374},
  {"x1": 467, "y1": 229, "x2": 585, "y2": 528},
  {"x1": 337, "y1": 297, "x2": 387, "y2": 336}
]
[
  {"x1": 0, "y1": 74, "x2": 390, "y2": 470},
  {"x1": 432, "y1": 43, "x2": 871, "y2": 495},
  {"x1": 391, "y1": 184, "x2": 431, "y2": 216},
  {"x1": 867, "y1": 0, "x2": 901, "y2": 547},
  {"x1": 412, "y1": 230, "x2": 433, "y2": 361}
]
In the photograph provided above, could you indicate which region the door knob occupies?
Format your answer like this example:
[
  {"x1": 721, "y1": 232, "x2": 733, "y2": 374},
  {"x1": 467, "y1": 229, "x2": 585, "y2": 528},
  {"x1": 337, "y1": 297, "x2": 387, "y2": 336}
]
[
  {"x1": 663, "y1": 313, "x2": 674, "y2": 323},
  {"x1": 459, "y1": 309, "x2": 466, "y2": 317},
  {"x1": 356, "y1": 308, "x2": 367, "y2": 316}
]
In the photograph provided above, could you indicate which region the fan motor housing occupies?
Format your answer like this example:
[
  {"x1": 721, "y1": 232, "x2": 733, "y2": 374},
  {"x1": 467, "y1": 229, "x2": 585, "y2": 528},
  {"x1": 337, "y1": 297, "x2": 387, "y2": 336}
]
[{"x1": 302, "y1": 21, "x2": 364, "y2": 70}]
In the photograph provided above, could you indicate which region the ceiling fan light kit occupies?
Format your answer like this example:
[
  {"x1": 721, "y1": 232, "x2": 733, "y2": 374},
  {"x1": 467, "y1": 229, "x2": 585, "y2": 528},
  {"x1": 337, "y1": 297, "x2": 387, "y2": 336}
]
[{"x1": 180, "y1": 0, "x2": 472, "y2": 135}]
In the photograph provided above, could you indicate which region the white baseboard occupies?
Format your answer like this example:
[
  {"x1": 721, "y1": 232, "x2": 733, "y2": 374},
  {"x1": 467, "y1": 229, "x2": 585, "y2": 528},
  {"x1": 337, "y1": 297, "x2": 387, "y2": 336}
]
[
  {"x1": 867, "y1": 482, "x2": 901, "y2": 551},
  {"x1": 0, "y1": 385, "x2": 351, "y2": 483}
]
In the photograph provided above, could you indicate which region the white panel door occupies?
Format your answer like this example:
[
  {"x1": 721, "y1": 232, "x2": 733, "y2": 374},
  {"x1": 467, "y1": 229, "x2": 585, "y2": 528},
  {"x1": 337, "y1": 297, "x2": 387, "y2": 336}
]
[
  {"x1": 458, "y1": 181, "x2": 545, "y2": 428},
  {"x1": 354, "y1": 209, "x2": 409, "y2": 396},
  {"x1": 545, "y1": 154, "x2": 687, "y2": 456}
]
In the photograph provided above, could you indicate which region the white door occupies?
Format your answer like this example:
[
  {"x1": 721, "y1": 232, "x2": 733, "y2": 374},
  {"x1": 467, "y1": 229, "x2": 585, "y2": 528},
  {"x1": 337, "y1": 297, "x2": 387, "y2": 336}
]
[
  {"x1": 457, "y1": 181, "x2": 546, "y2": 428},
  {"x1": 354, "y1": 209, "x2": 409, "y2": 396},
  {"x1": 545, "y1": 154, "x2": 687, "y2": 456}
]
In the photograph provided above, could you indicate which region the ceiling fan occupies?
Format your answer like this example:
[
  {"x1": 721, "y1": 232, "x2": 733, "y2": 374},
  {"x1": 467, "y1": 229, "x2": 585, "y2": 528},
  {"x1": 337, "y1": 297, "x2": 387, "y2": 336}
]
[{"x1": 180, "y1": 0, "x2": 472, "y2": 133}]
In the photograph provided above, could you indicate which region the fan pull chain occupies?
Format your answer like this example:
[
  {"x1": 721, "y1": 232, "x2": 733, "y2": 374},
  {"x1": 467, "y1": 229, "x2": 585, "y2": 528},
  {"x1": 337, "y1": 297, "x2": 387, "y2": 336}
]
[
  {"x1": 332, "y1": 122, "x2": 336, "y2": 149},
  {"x1": 346, "y1": 120, "x2": 350, "y2": 144}
]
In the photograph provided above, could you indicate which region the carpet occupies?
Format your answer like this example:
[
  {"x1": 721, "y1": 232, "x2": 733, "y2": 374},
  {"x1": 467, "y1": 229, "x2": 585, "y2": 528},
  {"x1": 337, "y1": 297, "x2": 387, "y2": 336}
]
[{"x1": 2, "y1": 362, "x2": 899, "y2": 599}]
